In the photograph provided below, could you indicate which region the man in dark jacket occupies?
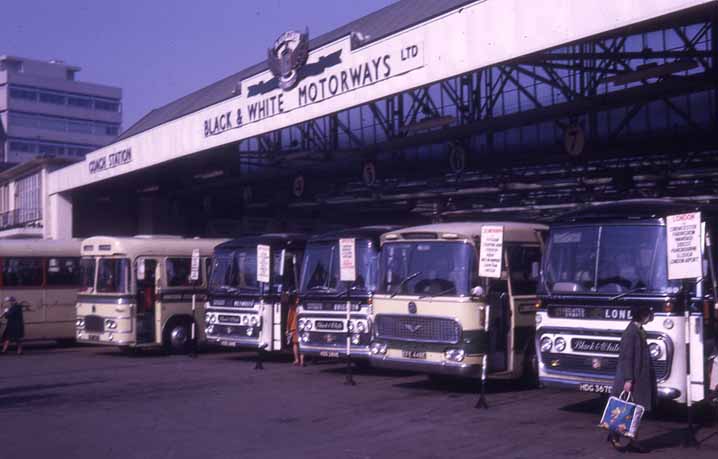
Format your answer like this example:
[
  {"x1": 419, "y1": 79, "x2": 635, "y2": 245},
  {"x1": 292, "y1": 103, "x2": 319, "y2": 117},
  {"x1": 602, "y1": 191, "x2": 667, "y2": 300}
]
[
  {"x1": 610, "y1": 304, "x2": 656, "y2": 452},
  {"x1": 1, "y1": 296, "x2": 24, "y2": 355}
]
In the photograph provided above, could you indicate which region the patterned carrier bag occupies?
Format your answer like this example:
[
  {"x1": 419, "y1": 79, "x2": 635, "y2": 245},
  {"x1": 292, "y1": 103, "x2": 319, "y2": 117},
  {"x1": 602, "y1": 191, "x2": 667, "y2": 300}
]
[{"x1": 598, "y1": 391, "x2": 645, "y2": 439}]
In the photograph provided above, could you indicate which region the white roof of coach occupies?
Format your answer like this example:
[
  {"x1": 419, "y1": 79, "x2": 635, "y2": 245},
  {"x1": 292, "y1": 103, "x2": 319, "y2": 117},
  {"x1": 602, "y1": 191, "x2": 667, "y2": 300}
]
[
  {"x1": 80, "y1": 236, "x2": 227, "y2": 258},
  {"x1": 381, "y1": 222, "x2": 547, "y2": 244},
  {"x1": 0, "y1": 239, "x2": 82, "y2": 257}
]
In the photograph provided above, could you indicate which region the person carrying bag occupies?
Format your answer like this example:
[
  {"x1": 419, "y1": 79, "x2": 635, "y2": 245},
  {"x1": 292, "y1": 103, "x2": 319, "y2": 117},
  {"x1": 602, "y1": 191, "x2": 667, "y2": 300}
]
[{"x1": 601, "y1": 304, "x2": 657, "y2": 453}]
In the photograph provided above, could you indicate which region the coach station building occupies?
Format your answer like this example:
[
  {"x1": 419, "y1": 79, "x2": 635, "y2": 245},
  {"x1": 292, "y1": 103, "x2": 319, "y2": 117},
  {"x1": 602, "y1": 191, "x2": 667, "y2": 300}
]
[{"x1": 38, "y1": 0, "x2": 718, "y2": 239}]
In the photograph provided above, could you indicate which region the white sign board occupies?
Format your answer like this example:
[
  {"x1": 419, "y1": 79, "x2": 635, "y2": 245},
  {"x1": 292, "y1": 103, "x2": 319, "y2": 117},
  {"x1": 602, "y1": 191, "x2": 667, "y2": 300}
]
[
  {"x1": 479, "y1": 225, "x2": 504, "y2": 278},
  {"x1": 666, "y1": 212, "x2": 702, "y2": 280},
  {"x1": 257, "y1": 244, "x2": 271, "y2": 284},
  {"x1": 190, "y1": 249, "x2": 201, "y2": 281},
  {"x1": 339, "y1": 238, "x2": 356, "y2": 282}
]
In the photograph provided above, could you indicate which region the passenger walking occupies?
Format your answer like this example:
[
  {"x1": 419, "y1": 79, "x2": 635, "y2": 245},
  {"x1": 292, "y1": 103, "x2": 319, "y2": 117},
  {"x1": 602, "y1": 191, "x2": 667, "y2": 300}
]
[
  {"x1": 286, "y1": 296, "x2": 304, "y2": 366},
  {"x1": 609, "y1": 304, "x2": 656, "y2": 453},
  {"x1": 1, "y1": 296, "x2": 24, "y2": 355}
]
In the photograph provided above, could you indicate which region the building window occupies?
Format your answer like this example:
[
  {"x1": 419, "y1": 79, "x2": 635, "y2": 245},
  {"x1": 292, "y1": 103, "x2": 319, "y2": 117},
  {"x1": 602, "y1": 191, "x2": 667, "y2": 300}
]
[
  {"x1": 9, "y1": 112, "x2": 120, "y2": 137},
  {"x1": 94, "y1": 99, "x2": 120, "y2": 112},
  {"x1": 0, "y1": 185, "x2": 8, "y2": 214},
  {"x1": 9, "y1": 141, "x2": 36, "y2": 153},
  {"x1": 37, "y1": 144, "x2": 65, "y2": 156},
  {"x1": 14, "y1": 172, "x2": 41, "y2": 221},
  {"x1": 7, "y1": 84, "x2": 121, "y2": 113},
  {"x1": 39, "y1": 91, "x2": 66, "y2": 105},
  {"x1": 67, "y1": 96, "x2": 93, "y2": 108},
  {"x1": 9, "y1": 87, "x2": 37, "y2": 101}
]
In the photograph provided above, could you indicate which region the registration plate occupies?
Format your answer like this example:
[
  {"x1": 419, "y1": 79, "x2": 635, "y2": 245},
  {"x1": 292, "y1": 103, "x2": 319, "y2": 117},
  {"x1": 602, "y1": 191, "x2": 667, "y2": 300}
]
[
  {"x1": 320, "y1": 351, "x2": 340, "y2": 358},
  {"x1": 402, "y1": 350, "x2": 427, "y2": 360},
  {"x1": 220, "y1": 340, "x2": 237, "y2": 348},
  {"x1": 87, "y1": 334, "x2": 100, "y2": 342},
  {"x1": 578, "y1": 383, "x2": 612, "y2": 394}
]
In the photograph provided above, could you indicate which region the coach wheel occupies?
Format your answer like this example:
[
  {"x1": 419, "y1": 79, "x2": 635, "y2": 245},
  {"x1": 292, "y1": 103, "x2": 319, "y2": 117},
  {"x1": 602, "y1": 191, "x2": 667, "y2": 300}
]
[{"x1": 164, "y1": 319, "x2": 192, "y2": 354}]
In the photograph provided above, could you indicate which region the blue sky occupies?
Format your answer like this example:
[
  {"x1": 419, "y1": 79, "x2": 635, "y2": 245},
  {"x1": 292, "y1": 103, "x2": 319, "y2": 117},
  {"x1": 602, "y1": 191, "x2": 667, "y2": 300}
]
[{"x1": 2, "y1": 0, "x2": 395, "y2": 130}]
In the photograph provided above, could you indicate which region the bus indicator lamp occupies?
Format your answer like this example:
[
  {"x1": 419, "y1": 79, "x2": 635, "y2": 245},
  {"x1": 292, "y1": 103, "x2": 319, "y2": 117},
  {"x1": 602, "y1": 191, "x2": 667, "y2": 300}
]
[
  {"x1": 250, "y1": 316, "x2": 259, "y2": 327},
  {"x1": 663, "y1": 318, "x2": 674, "y2": 330},
  {"x1": 246, "y1": 327, "x2": 254, "y2": 337},
  {"x1": 76, "y1": 319, "x2": 85, "y2": 329},
  {"x1": 300, "y1": 332, "x2": 310, "y2": 343},
  {"x1": 356, "y1": 321, "x2": 366, "y2": 333},
  {"x1": 351, "y1": 334, "x2": 361, "y2": 345},
  {"x1": 444, "y1": 348, "x2": 465, "y2": 362},
  {"x1": 663, "y1": 301, "x2": 674, "y2": 313},
  {"x1": 298, "y1": 319, "x2": 306, "y2": 331}
]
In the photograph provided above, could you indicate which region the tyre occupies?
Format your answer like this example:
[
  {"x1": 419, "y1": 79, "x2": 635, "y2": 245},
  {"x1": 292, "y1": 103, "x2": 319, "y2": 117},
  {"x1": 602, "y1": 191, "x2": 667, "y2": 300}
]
[
  {"x1": 164, "y1": 319, "x2": 193, "y2": 354},
  {"x1": 521, "y1": 347, "x2": 539, "y2": 388}
]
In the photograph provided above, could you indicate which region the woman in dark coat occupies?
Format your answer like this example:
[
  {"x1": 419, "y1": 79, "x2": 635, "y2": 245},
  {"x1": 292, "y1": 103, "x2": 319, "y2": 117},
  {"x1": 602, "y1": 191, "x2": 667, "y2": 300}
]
[
  {"x1": 1, "y1": 296, "x2": 24, "y2": 355},
  {"x1": 610, "y1": 304, "x2": 656, "y2": 452}
]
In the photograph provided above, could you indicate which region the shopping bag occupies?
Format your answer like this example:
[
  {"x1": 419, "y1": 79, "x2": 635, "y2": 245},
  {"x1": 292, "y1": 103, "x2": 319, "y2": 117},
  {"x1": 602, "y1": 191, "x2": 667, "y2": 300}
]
[{"x1": 598, "y1": 391, "x2": 645, "y2": 439}]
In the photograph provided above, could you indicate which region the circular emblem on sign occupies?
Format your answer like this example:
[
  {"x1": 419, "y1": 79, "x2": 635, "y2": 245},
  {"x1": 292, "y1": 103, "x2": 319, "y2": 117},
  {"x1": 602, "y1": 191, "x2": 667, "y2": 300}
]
[
  {"x1": 408, "y1": 301, "x2": 417, "y2": 314},
  {"x1": 448, "y1": 142, "x2": 467, "y2": 173},
  {"x1": 267, "y1": 29, "x2": 309, "y2": 91},
  {"x1": 362, "y1": 161, "x2": 377, "y2": 186},
  {"x1": 564, "y1": 125, "x2": 585, "y2": 156},
  {"x1": 292, "y1": 175, "x2": 305, "y2": 198}
]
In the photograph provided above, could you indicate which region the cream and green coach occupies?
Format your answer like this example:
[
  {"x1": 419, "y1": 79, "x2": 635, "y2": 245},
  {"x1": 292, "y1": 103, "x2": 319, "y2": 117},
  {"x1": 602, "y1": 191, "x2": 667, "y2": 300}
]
[
  {"x1": 370, "y1": 222, "x2": 546, "y2": 380},
  {"x1": 75, "y1": 236, "x2": 225, "y2": 353}
]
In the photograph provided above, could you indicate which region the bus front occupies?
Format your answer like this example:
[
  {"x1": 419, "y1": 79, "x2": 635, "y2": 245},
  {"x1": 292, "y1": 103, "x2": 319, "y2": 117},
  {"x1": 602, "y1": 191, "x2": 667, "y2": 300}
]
[
  {"x1": 370, "y1": 231, "x2": 483, "y2": 377},
  {"x1": 297, "y1": 236, "x2": 378, "y2": 359},
  {"x1": 76, "y1": 244, "x2": 134, "y2": 347},
  {"x1": 536, "y1": 222, "x2": 686, "y2": 401},
  {"x1": 205, "y1": 241, "x2": 295, "y2": 352}
]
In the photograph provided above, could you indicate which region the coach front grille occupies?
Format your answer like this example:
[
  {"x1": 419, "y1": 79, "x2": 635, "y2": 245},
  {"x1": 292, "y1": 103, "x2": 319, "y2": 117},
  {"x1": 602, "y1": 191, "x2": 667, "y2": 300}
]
[
  {"x1": 375, "y1": 314, "x2": 461, "y2": 344},
  {"x1": 84, "y1": 315, "x2": 105, "y2": 333},
  {"x1": 541, "y1": 352, "x2": 669, "y2": 380}
]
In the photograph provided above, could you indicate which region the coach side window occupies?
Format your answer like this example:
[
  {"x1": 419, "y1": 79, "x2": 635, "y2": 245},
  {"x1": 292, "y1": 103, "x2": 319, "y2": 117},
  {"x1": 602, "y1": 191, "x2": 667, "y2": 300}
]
[
  {"x1": 46, "y1": 258, "x2": 82, "y2": 286},
  {"x1": 1, "y1": 257, "x2": 43, "y2": 287},
  {"x1": 166, "y1": 258, "x2": 202, "y2": 287}
]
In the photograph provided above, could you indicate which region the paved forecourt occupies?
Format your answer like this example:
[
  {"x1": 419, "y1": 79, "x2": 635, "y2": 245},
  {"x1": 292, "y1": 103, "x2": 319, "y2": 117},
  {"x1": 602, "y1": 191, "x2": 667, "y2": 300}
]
[{"x1": 0, "y1": 344, "x2": 715, "y2": 458}]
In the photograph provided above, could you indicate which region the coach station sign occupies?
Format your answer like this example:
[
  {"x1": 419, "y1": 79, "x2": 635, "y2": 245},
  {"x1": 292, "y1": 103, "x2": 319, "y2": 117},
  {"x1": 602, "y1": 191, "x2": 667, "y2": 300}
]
[{"x1": 88, "y1": 147, "x2": 132, "y2": 175}]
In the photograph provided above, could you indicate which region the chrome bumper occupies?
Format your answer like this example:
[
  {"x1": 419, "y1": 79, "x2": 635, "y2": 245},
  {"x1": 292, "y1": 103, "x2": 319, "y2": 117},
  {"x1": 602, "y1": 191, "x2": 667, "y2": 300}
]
[
  {"x1": 370, "y1": 356, "x2": 481, "y2": 378},
  {"x1": 208, "y1": 335, "x2": 261, "y2": 349},
  {"x1": 540, "y1": 375, "x2": 681, "y2": 400},
  {"x1": 300, "y1": 345, "x2": 371, "y2": 358}
]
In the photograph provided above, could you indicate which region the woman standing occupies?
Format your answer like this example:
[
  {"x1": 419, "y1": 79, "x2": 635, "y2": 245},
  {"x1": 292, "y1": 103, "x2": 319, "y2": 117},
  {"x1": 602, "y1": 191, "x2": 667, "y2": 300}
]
[
  {"x1": 286, "y1": 296, "x2": 304, "y2": 366},
  {"x1": 610, "y1": 304, "x2": 657, "y2": 453},
  {"x1": 1, "y1": 296, "x2": 24, "y2": 355}
]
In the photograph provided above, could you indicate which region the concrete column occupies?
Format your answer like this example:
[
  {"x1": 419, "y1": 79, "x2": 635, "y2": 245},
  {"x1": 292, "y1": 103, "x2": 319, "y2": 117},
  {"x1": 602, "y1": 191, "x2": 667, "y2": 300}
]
[{"x1": 45, "y1": 192, "x2": 73, "y2": 240}]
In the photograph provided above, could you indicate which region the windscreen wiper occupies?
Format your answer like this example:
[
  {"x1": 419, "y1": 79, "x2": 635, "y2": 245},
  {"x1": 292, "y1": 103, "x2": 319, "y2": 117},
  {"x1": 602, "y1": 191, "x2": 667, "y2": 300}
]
[
  {"x1": 390, "y1": 271, "x2": 422, "y2": 298},
  {"x1": 419, "y1": 287, "x2": 456, "y2": 299},
  {"x1": 609, "y1": 286, "x2": 647, "y2": 301}
]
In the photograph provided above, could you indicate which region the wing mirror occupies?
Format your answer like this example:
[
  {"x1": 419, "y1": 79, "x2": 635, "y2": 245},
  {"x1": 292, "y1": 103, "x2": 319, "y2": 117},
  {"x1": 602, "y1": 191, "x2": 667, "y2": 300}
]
[{"x1": 471, "y1": 285, "x2": 486, "y2": 300}]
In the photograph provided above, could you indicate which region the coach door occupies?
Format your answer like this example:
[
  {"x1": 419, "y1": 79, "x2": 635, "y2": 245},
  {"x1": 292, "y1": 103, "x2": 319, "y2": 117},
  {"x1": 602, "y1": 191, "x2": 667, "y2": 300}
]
[{"x1": 136, "y1": 258, "x2": 158, "y2": 344}]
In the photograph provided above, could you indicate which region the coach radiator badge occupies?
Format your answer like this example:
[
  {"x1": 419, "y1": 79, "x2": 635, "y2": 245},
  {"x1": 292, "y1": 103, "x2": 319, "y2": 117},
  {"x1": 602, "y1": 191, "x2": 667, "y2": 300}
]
[
  {"x1": 408, "y1": 301, "x2": 417, "y2": 314},
  {"x1": 268, "y1": 29, "x2": 309, "y2": 90}
]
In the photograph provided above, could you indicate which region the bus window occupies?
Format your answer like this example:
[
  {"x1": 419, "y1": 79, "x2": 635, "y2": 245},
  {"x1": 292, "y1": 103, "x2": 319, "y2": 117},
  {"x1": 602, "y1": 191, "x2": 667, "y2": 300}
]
[
  {"x1": 1, "y1": 258, "x2": 43, "y2": 287},
  {"x1": 97, "y1": 258, "x2": 130, "y2": 293},
  {"x1": 46, "y1": 258, "x2": 81, "y2": 287},
  {"x1": 507, "y1": 246, "x2": 542, "y2": 295},
  {"x1": 166, "y1": 258, "x2": 201, "y2": 287},
  {"x1": 79, "y1": 258, "x2": 96, "y2": 293}
]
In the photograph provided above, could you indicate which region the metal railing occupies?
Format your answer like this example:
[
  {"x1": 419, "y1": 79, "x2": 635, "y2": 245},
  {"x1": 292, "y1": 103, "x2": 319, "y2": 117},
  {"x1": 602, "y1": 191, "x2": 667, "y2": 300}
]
[{"x1": 0, "y1": 208, "x2": 42, "y2": 230}]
